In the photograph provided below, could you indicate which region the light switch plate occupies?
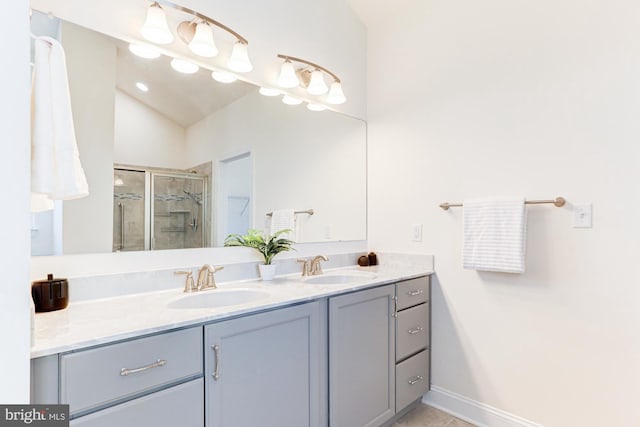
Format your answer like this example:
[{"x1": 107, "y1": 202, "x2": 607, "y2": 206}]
[{"x1": 573, "y1": 204, "x2": 592, "y2": 228}]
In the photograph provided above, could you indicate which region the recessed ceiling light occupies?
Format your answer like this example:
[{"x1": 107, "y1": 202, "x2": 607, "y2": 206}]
[
  {"x1": 211, "y1": 71, "x2": 238, "y2": 83},
  {"x1": 170, "y1": 58, "x2": 199, "y2": 74},
  {"x1": 307, "y1": 103, "x2": 327, "y2": 111},
  {"x1": 136, "y1": 82, "x2": 149, "y2": 92},
  {"x1": 282, "y1": 95, "x2": 303, "y2": 105},
  {"x1": 259, "y1": 87, "x2": 280, "y2": 97},
  {"x1": 128, "y1": 43, "x2": 161, "y2": 59}
]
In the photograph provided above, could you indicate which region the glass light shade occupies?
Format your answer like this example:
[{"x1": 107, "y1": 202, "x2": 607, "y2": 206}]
[
  {"x1": 228, "y1": 42, "x2": 252, "y2": 72},
  {"x1": 307, "y1": 70, "x2": 328, "y2": 95},
  {"x1": 170, "y1": 58, "x2": 199, "y2": 74},
  {"x1": 189, "y1": 23, "x2": 218, "y2": 58},
  {"x1": 211, "y1": 71, "x2": 237, "y2": 83},
  {"x1": 128, "y1": 43, "x2": 161, "y2": 59},
  {"x1": 282, "y1": 95, "x2": 303, "y2": 105},
  {"x1": 326, "y1": 81, "x2": 346, "y2": 104},
  {"x1": 135, "y1": 82, "x2": 149, "y2": 92},
  {"x1": 307, "y1": 103, "x2": 327, "y2": 111},
  {"x1": 277, "y1": 61, "x2": 299, "y2": 88},
  {"x1": 259, "y1": 87, "x2": 280, "y2": 97},
  {"x1": 140, "y1": 4, "x2": 174, "y2": 45}
]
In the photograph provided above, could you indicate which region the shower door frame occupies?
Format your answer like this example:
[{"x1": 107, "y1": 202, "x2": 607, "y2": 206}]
[{"x1": 150, "y1": 171, "x2": 208, "y2": 251}]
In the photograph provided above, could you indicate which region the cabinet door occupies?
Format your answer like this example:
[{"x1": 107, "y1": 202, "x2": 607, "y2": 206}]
[
  {"x1": 205, "y1": 301, "x2": 326, "y2": 427},
  {"x1": 329, "y1": 285, "x2": 396, "y2": 427}
]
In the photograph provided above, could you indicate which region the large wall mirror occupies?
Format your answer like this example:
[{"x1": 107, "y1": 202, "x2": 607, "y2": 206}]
[{"x1": 29, "y1": 7, "x2": 367, "y2": 256}]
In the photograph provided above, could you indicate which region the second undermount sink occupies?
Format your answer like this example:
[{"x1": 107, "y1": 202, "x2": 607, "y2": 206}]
[
  {"x1": 304, "y1": 271, "x2": 378, "y2": 285},
  {"x1": 168, "y1": 288, "x2": 269, "y2": 309}
]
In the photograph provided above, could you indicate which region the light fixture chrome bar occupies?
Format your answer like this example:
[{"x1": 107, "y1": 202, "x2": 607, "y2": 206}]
[
  {"x1": 277, "y1": 54, "x2": 340, "y2": 82},
  {"x1": 155, "y1": 0, "x2": 248, "y2": 44}
]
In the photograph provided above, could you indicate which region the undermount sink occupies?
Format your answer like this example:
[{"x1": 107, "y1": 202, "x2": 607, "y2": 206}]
[
  {"x1": 304, "y1": 271, "x2": 378, "y2": 285},
  {"x1": 168, "y1": 288, "x2": 269, "y2": 309}
]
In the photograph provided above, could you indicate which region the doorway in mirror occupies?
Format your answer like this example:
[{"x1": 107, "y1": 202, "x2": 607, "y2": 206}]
[{"x1": 217, "y1": 152, "x2": 252, "y2": 246}]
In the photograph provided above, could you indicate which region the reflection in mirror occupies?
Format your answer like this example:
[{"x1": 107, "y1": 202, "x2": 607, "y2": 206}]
[{"x1": 30, "y1": 10, "x2": 367, "y2": 256}]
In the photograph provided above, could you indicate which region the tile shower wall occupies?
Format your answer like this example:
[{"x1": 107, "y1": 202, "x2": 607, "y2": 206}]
[
  {"x1": 113, "y1": 166, "x2": 208, "y2": 252},
  {"x1": 152, "y1": 174, "x2": 205, "y2": 250}
]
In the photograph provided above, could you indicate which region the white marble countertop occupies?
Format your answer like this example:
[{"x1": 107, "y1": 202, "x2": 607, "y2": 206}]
[{"x1": 32, "y1": 265, "x2": 433, "y2": 358}]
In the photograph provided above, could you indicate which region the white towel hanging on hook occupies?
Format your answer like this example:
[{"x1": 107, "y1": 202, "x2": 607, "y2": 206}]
[{"x1": 31, "y1": 35, "x2": 89, "y2": 209}]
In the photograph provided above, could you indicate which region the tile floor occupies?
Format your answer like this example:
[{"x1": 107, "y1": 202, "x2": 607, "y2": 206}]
[{"x1": 392, "y1": 404, "x2": 476, "y2": 427}]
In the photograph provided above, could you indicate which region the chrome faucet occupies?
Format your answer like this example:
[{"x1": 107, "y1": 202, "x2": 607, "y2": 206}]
[
  {"x1": 175, "y1": 270, "x2": 197, "y2": 293},
  {"x1": 175, "y1": 264, "x2": 224, "y2": 293},
  {"x1": 297, "y1": 258, "x2": 312, "y2": 276},
  {"x1": 197, "y1": 264, "x2": 224, "y2": 291},
  {"x1": 309, "y1": 255, "x2": 328, "y2": 275}
]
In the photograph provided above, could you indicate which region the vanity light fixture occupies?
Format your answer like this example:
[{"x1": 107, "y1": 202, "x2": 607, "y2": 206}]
[
  {"x1": 141, "y1": 1, "x2": 252, "y2": 72},
  {"x1": 282, "y1": 95, "x2": 303, "y2": 105},
  {"x1": 277, "y1": 60, "x2": 299, "y2": 88},
  {"x1": 326, "y1": 81, "x2": 347, "y2": 105},
  {"x1": 276, "y1": 54, "x2": 346, "y2": 104},
  {"x1": 140, "y1": 2, "x2": 174, "y2": 45},
  {"x1": 128, "y1": 43, "x2": 161, "y2": 59},
  {"x1": 188, "y1": 22, "x2": 218, "y2": 58},
  {"x1": 211, "y1": 70, "x2": 238, "y2": 83},
  {"x1": 170, "y1": 58, "x2": 199, "y2": 74},
  {"x1": 259, "y1": 87, "x2": 281, "y2": 97},
  {"x1": 307, "y1": 69, "x2": 328, "y2": 95},
  {"x1": 228, "y1": 41, "x2": 253, "y2": 72}
]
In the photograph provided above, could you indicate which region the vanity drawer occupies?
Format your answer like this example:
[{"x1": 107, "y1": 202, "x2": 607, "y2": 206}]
[
  {"x1": 61, "y1": 327, "x2": 203, "y2": 415},
  {"x1": 396, "y1": 277, "x2": 429, "y2": 311},
  {"x1": 396, "y1": 303, "x2": 429, "y2": 362},
  {"x1": 71, "y1": 378, "x2": 203, "y2": 427},
  {"x1": 395, "y1": 350, "x2": 430, "y2": 411}
]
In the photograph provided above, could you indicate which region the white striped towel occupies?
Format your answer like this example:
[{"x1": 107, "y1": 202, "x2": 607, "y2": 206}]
[{"x1": 463, "y1": 197, "x2": 527, "y2": 273}]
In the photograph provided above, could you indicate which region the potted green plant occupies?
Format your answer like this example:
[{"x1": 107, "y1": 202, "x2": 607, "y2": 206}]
[{"x1": 224, "y1": 229, "x2": 295, "y2": 280}]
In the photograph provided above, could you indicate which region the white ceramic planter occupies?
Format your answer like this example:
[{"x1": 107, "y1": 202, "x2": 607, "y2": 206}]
[{"x1": 258, "y1": 264, "x2": 277, "y2": 281}]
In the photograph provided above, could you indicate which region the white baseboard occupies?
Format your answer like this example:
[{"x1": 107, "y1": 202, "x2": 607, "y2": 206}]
[{"x1": 422, "y1": 386, "x2": 544, "y2": 427}]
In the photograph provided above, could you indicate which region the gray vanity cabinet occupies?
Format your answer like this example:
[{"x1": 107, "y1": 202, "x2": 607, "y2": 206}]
[
  {"x1": 204, "y1": 301, "x2": 327, "y2": 427},
  {"x1": 31, "y1": 327, "x2": 204, "y2": 427},
  {"x1": 329, "y1": 284, "x2": 396, "y2": 427}
]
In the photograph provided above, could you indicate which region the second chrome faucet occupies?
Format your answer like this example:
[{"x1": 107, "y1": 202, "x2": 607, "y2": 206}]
[
  {"x1": 297, "y1": 255, "x2": 329, "y2": 276},
  {"x1": 175, "y1": 264, "x2": 225, "y2": 292}
]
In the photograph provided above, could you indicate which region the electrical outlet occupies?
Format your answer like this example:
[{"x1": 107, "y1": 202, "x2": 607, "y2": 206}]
[
  {"x1": 411, "y1": 224, "x2": 423, "y2": 242},
  {"x1": 573, "y1": 204, "x2": 592, "y2": 228}
]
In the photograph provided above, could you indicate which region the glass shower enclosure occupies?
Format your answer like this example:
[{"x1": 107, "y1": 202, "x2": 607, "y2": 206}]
[{"x1": 113, "y1": 168, "x2": 207, "y2": 251}]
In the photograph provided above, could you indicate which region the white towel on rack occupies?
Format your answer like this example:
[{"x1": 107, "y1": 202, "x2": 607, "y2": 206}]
[
  {"x1": 463, "y1": 197, "x2": 527, "y2": 273},
  {"x1": 31, "y1": 36, "x2": 89, "y2": 204},
  {"x1": 269, "y1": 209, "x2": 297, "y2": 241}
]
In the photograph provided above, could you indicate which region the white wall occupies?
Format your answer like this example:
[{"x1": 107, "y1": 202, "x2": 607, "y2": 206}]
[
  {"x1": 186, "y1": 90, "x2": 367, "y2": 244},
  {"x1": 61, "y1": 22, "x2": 115, "y2": 254},
  {"x1": 0, "y1": 0, "x2": 31, "y2": 402},
  {"x1": 114, "y1": 90, "x2": 188, "y2": 169},
  {"x1": 367, "y1": 0, "x2": 640, "y2": 425}
]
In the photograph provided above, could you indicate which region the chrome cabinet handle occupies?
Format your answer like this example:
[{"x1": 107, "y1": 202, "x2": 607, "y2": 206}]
[
  {"x1": 120, "y1": 359, "x2": 166, "y2": 376},
  {"x1": 408, "y1": 375, "x2": 424, "y2": 385},
  {"x1": 212, "y1": 345, "x2": 220, "y2": 380},
  {"x1": 407, "y1": 289, "x2": 423, "y2": 297},
  {"x1": 408, "y1": 327, "x2": 424, "y2": 335},
  {"x1": 391, "y1": 296, "x2": 398, "y2": 318}
]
